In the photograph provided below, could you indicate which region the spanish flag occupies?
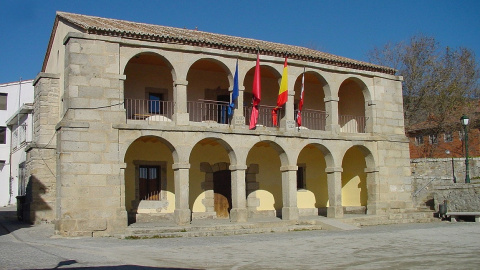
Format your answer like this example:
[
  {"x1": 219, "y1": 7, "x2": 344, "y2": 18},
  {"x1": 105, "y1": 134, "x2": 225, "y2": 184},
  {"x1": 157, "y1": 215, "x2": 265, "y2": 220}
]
[{"x1": 272, "y1": 57, "x2": 288, "y2": 126}]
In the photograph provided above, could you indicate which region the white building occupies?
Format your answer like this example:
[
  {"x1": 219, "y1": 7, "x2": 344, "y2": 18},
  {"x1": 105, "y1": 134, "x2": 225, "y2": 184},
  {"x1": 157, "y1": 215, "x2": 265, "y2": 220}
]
[{"x1": 0, "y1": 80, "x2": 34, "y2": 207}]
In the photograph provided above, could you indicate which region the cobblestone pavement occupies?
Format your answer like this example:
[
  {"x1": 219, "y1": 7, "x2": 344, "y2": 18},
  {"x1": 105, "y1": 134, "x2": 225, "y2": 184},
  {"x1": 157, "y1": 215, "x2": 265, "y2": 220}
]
[{"x1": 1, "y1": 206, "x2": 480, "y2": 270}]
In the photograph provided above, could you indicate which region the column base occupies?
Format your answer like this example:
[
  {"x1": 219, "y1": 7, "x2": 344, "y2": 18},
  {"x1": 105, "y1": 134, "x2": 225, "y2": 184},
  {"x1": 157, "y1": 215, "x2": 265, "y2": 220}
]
[
  {"x1": 173, "y1": 113, "x2": 189, "y2": 126},
  {"x1": 230, "y1": 208, "x2": 248, "y2": 222},
  {"x1": 174, "y1": 209, "x2": 191, "y2": 225},
  {"x1": 281, "y1": 207, "x2": 299, "y2": 221},
  {"x1": 327, "y1": 206, "x2": 343, "y2": 218}
]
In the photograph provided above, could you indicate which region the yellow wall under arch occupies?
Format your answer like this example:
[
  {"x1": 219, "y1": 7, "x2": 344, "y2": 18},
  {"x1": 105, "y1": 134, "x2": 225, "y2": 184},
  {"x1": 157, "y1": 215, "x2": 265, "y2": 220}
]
[{"x1": 342, "y1": 147, "x2": 367, "y2": 206}]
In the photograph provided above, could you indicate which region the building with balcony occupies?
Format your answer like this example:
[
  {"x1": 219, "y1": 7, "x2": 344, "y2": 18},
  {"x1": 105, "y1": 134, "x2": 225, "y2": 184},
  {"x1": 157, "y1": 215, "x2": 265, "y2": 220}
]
[
  {"x1": 27, "y1": 12, "x2": 413, "y2": 236},
  {"x1": 0, "y1": 80, "x2": 34, "y2": 207}
]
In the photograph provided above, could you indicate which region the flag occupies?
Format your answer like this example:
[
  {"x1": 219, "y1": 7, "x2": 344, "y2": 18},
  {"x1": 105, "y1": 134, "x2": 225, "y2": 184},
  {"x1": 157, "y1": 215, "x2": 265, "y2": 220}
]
[
  {"x1": 272, "y1": 57, "x2": 288, "y2": 126},
  {"x1": 249, "y1": 53, "x2": 261, "y2": 129},
  {"x1": 296, "y1": 68, "x2": 305, "y2": 127},
  {"x1": 228, "y1": 59, "x2": 239, "y2": 117}
]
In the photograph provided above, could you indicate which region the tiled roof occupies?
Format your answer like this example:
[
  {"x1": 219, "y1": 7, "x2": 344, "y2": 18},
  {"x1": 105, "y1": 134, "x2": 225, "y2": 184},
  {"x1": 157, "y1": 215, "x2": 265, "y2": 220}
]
[{"x1": 55, "y1": 12, "x2": 396, "y2": 75}]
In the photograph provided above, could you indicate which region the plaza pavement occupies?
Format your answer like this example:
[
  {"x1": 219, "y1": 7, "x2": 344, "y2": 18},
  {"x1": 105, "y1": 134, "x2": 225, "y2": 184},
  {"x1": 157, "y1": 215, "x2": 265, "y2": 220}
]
[{"x1": 1, "y1": 205, "x2": 480, "y2": 270}]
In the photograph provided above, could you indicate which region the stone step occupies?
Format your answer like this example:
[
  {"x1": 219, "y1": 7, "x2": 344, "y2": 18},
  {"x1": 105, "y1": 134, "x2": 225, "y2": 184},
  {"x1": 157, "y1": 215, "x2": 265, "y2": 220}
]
[{"x1": 124, "y1": 223, "x2": 323, "y2": 239}]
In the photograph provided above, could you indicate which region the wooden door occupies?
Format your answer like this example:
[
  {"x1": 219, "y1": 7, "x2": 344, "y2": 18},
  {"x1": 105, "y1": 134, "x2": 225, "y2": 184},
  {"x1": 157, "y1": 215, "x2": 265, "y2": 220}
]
[{"x1": 213, "y1": 170, "x2": 232, "y2": 218}]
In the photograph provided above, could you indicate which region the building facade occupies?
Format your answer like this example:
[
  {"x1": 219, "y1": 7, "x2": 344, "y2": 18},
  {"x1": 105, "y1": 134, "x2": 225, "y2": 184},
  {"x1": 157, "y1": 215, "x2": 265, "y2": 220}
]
[
  {"x1": 0, "y1": 80, "x2": 34, "y2": 207},
  {"x1": 27, "y1": 12, "x2": 413, "y2": 236}
]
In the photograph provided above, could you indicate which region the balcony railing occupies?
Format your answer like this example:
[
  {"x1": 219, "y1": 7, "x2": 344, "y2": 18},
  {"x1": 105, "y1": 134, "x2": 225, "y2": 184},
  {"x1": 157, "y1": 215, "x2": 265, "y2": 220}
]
[
  {"x1": 295, "y1": 109, "x2": 328, "y2": 131},
  {"x1": 339, "y1": 114, "x2": 367, "y2": 133},
  {"x1": 124, "y1": 99, "x2": 173, "y2": 121},
  {"x1": 125, "y1": 99, "x2": 368, "y2": 134},
  {"x1": 188, "y1": 99, "x2": 230, "y2": 124},
  {"x1": 244, "y1": 105, "x2": 284, "y2": 128}
]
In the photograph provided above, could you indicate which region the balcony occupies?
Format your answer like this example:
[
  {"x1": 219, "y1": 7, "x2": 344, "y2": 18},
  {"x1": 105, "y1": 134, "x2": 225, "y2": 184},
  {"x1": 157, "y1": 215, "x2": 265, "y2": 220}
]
[
  {"x1": 188, "y1": 99, "x2": 230, "y2": 124},
  {"x1": 125, "y1": 99, "x2": 173, "y2": 121},
  {"x1": 339, "y1": 114, "x2": 367, "y2": 133}
]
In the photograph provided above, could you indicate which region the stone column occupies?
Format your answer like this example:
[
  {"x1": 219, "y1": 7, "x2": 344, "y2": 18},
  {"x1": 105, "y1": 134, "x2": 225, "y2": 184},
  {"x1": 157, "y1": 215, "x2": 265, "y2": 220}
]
[
  {"x1": 231, "y1": 87, "x2": 245, "y2": 128},
  {"x1": 229, "y1": 164, "x2": 247, "y2": 222},
  {"x1": 173, "y1": 163, "x2": 191, "y2": 225},
  {"x1": 281, "y1": 165, "x2": 299, "y2": 220},
  {"x1": 326, "y1": 167, "x2": 343, "y2": 218},
  {"x1": 324, "y1": 96, "x2": 340, "y2": 134},
  {"x1": 365, "y1": 167, "x2": 383, "y2": 215},
  {"x1": 280, "y1": 89, "x2": 296, "y2": 131},
  {"x1": 173, "y1": 80, "x2": 189, "y2": 125}
]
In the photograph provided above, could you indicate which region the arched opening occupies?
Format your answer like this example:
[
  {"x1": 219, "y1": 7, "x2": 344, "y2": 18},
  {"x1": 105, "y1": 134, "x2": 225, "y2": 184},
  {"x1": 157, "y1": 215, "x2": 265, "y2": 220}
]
[
  {"x1": 341, "y1": 146, "x2": 368, "y2": 214},
  {"x1": 124, "y1": 136, "x2": 175, "y2": 224},
  {"x1": 186, "y1": 59, "x2": 231, "y2": 124},
  {"x1": 124, "y1": 53, "x2": 174, "y2": 121},
  {"x1": 243, "y1": 65, "x2": 281, "y2": 128},
  {"x1": 294, "y1": 71, "x2": 328, "y2": 130},
  {"x1": 190, "y1": 138, "x2": 232, "y2": 219},
  {"x1": 246, "y1": 141, "x2": 284, "y2": 218},
  {"x1": 338, "y1": 79, "x2": 366, "y2": 133},
  {"x1": 297, "y1": 144, "x2": 328, "y2": 216}
]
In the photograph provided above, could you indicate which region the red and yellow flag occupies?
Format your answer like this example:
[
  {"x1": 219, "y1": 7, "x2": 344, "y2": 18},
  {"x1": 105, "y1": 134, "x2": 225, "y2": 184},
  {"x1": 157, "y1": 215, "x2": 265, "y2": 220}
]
[{"x1": 272, "y1": 57, "x2": 288, "y2": 126}]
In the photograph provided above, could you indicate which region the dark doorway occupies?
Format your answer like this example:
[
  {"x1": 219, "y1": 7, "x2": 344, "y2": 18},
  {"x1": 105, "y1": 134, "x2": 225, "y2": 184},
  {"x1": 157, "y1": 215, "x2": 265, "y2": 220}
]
[
  {"x1": 139, "y1": 166, "x2": 160, "y2": 200},
  {"x1": 213, "y1": 170, "x2": 232, "y2": 218}
]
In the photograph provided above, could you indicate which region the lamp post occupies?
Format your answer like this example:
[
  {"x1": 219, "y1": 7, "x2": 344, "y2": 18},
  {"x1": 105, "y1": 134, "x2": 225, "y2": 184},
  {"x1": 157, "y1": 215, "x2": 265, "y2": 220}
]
[
  {"x1": 445, "y1": 150, "x2": 456, "y2": 183},
  {"x1": 460, "y1": 115, "x2": 470, "y2": 183}
]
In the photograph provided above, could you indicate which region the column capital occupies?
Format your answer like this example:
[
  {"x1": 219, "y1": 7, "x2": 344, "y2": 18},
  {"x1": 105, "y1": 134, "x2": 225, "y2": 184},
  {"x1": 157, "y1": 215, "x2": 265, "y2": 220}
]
[
  {"x1": 364, "y1": 167, "x2": 380, "y2": 173},
  {"x1": 280, "y1": 165, "x2": 298, "y2": 172},
  {"x1": 324, "y1": 96, "x2": 339, "y2": 102},
  {"x1": 229, "y1": 164, "x2": 248, "y2": 171},
  {"x1": 326, "y1": 167, "x2": 343, "y2": 173},
  {"x1": 172, "y1": 163, "x2": 190, "y2": 170},
  {"x1": 174, "y1": 80, "x2": 188, "y2": 86}
]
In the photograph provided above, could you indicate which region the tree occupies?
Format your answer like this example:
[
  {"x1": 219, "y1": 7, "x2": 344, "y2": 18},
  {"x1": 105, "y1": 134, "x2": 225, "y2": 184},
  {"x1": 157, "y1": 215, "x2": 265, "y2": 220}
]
[{"x1": 368, "y1": 35, "x2": 480, "y2": 131}]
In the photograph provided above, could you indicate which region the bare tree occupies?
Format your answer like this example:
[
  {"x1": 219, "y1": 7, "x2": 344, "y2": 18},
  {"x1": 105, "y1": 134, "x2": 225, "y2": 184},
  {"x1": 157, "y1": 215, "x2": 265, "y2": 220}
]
[{"x1": 368, "y1": 35, "x2": 480, "y2": 130}]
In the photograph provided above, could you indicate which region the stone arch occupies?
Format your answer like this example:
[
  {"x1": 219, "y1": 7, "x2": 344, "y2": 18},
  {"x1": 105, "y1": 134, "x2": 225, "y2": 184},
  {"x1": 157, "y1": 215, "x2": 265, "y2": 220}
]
[
  {"x1": 122, "y1": 51, "x2": 177, "y2": 81},
  {"x1": 189, "y1": 137, "x2": 236, "y2": 219},
  {"x1": 293, "y1": 71, "x2": 331, "y2": 130},
  {"x1": 123, "y1": 135, "x2": 177, "y2": 224},
  {"x1": 341, "y1": 144, "x2": 375, "y2": 213},
  {"x1": 123, "y1": 52, "x2": 176, "y2": 121},
  {"x1": 246, "y1": 140, "x2": 288, "y2": 217},
  {"x1": 338, "y1": 77, "x2": 370, "y2": 133},
  {"x1": 296, "y1": 143, "x2": 333, "y2": 216}
]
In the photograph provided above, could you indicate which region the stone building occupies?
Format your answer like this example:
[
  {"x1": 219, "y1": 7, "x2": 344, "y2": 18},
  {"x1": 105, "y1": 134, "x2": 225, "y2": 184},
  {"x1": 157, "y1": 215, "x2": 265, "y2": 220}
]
[{"x1": 27, "y1": 12, "x2": 413, "y2": 236}]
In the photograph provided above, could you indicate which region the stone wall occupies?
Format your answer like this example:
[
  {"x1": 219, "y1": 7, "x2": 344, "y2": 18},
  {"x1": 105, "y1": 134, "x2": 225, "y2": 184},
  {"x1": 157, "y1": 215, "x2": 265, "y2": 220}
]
[
  {"x1": 433, "y1": 184, "x2": 480, "y2": 212},
  {"x1": 411, "y1": 157, "x2": 480, "y2": 208}
]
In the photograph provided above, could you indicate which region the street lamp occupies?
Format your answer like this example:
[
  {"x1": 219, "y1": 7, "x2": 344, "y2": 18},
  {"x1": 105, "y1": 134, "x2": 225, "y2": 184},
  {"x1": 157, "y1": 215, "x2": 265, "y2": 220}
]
[
  {"x1": 460, "y1": 115, "x2": 470, "y2": 183},
  {"x1": 445, "y1": 150, "x2": 456, "y2": 183}
]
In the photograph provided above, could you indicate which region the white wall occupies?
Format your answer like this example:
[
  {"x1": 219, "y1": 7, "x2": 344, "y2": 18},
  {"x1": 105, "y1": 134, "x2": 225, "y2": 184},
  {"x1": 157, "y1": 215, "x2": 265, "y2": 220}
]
[{"x1": 0, "y1": 79, "x2": 34, "y2": 206}]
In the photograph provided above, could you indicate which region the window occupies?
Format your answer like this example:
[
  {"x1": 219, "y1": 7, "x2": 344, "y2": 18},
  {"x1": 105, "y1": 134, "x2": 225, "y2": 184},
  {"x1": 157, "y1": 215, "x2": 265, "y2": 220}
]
[
  {"x1": 0, "y1": 93, "x2": 7, "y2": 110},
  {"x1": 429, "y1": 134, "x2": 438, "y2": 144},
  {"x1": 415, "y1": 135, "x2": 424, "y2": 145},
  {"x1": 444, "y1": 132, "x2": 453, "y2": 143},
  {"x1": 139, "y1": 165, "x2": 161, "y2": 200},
  {"x1": 0, "y1": 127, "x2": 6, "y2": 144},
  {"x1": 297, "y1": 165, "x2": 306, "y2": 189}
]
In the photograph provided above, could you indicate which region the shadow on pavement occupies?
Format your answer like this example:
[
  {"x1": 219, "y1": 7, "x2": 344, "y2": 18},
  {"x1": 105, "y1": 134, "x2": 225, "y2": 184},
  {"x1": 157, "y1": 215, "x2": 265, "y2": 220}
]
[
  {"x1": 0, "y1": 208, "x2": 32, "y2": 236},
  {"x1": 45, "y1": 260, "x2": 203, "y2": 269}
]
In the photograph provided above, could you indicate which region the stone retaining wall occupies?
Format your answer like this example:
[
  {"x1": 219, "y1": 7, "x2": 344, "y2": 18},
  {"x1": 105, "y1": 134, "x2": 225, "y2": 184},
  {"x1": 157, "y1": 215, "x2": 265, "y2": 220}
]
[{"x1": 410, "y1": 157, "x2": 480, "y2": 209}]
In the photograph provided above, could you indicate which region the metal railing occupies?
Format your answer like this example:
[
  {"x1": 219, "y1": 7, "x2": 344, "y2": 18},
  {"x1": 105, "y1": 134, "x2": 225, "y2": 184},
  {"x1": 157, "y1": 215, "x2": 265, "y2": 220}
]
[
  {"x1": 142, "y1": 191, "x2": 160, "y2": 201},
  {"x1": 187, "y1": 99, "x2": 230, "y2": 124},
  {"x1": 124, "y1": 99, "x2": 173, "y2": 121},
  {"x1": 339, "y1": 114, "x2": 367, "y2": 133},
  {"x1": 296, "y1": 109, "x2": 328, "y2": 131},
  {"x1": 244, "y1": 105, "x2": 284, "y2": 128}
]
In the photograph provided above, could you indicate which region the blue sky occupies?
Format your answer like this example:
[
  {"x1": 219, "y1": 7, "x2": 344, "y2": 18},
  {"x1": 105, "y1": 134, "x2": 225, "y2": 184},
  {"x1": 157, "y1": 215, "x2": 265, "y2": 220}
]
[{"x1": 1, "y1": 0, "x2": 479, "y2": 83}]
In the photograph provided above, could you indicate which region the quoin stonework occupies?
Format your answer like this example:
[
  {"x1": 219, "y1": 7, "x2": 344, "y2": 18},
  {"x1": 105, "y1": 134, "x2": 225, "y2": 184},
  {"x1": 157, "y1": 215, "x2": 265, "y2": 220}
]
[{"x1": 26, "y1": 12, "x2": 414, "y2": 237}]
